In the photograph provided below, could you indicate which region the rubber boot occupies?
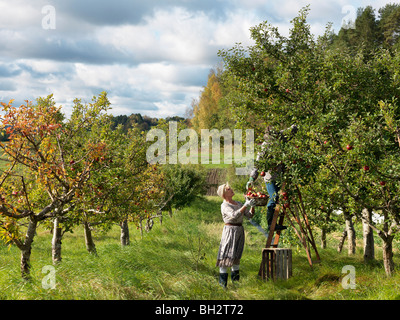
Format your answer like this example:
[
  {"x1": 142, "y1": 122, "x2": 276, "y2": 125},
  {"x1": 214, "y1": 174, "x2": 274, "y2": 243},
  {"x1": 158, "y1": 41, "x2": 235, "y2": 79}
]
[
  {"x1": 231, "y1": 270, "x2": 240, "y2": 282},
  {"x1": 219, "y1": 273, "x2": 228, "y2": 288}
]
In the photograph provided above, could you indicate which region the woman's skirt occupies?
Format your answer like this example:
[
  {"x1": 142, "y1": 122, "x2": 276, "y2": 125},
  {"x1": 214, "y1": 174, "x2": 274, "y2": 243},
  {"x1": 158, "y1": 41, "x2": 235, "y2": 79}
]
[{"x1": 216, "y1": 225, "x2": 245, "y2": 268}]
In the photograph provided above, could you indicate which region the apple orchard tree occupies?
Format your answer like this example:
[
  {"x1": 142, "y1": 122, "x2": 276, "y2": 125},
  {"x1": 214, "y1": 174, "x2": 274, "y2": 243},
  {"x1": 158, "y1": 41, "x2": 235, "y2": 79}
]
[
  {"x1": 55, "y1": 107, "x2": 165, "y2": 256},
  {"x1": 219, "y1": 7, "x2": 400, "y2": 275},
  {"x1": 0, "y1": 92, "x2": 114, "y2": 278}
]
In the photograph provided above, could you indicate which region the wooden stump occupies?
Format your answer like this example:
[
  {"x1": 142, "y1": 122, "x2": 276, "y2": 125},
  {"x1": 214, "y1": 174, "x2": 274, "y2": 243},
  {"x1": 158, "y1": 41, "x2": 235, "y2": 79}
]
[{"x1": 260, "y1": 248, "x2": 292, "y2": 281}]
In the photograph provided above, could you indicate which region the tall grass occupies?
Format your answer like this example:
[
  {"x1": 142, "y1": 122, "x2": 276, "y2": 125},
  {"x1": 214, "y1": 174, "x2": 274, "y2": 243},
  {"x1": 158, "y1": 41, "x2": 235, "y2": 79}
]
[{"x1": 1, "y1": 195, "x2": 400, "y2": 300}]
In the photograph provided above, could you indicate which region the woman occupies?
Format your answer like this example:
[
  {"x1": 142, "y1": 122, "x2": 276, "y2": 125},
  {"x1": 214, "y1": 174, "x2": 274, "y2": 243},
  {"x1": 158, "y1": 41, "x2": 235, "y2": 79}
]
[{"x1": 216, "y1": 183, "x2": 256, "y2": 288}]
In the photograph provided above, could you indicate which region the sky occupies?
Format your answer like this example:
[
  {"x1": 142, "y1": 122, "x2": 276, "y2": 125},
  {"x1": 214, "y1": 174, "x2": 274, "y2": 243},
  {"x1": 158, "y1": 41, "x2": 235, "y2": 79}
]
[{"x1": 0, "y1": 0, "x2": 396, "y2": 118}]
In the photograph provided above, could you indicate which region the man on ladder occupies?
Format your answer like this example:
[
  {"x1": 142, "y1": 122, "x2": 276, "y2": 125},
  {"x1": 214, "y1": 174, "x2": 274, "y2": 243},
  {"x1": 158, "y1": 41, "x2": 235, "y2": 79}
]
[{"x1": 246, "y1": 124, "x2": 298, "y2": 232}]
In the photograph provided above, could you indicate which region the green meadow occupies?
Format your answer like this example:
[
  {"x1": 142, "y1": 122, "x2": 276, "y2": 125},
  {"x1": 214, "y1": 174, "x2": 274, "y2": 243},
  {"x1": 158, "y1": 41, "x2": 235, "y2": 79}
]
[{"x1": 1, "y1": 195, "x2": 400, "y2": 300}]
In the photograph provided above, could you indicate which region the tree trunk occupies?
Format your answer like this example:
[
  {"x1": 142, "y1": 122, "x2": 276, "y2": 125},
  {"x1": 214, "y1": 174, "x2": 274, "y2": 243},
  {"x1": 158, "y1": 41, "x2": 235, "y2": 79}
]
[
  {"x1": 320, "y1": 228, "x2": 327, "y2": 249},
  {"x1": 382, "y1": 235, "x2": 395, "y2": 276},
  {"x1": 343, "y1": 209, "x2": 356, "y2": 255},
  {"x1": 120, "y1": 219, "x2": 130, "y2": 246},
  {"x1": 362, "y1": 208, "x2": 374, "y2": 263},
  {"x1": 20, "y1": 218, "x2": 37, "y2": 279},
  {"x1": 168, "y1": 205, "x2": 173, "y2": 217},
  {"x1": 83, "y1": 221, "x2": 97, "y2": 255},
  {"x1": 52, "y1": 217, "x2": 62, "y2": 264},
  {"x1": 337, "y1": 228, "x2": 347, "y2": 253}
]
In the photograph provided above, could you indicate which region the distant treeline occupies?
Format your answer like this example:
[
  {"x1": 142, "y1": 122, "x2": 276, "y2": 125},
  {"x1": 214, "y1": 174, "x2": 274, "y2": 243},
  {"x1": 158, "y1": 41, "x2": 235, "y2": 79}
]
[
  {"x1": 110, "y1": 113, "x2": 186, "y2": 133},
  {"x1": 0, "y1": 113, "x2": 187, "y2": 142}
]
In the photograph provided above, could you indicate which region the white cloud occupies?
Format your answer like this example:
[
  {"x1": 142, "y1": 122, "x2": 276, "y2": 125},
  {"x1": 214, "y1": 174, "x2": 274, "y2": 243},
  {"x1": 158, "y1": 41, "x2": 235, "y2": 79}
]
[
  {"x1": 97, "y1": 7, "x2": 218, "y2": 65},
  {"x1": 210, "y1": 10, "x2": 261, "y2": 47},
  {"x1": 152, "y1": 101, "x2": 188, "y2": 118},
  {"x1": 0, "y1": 1, "x2": 41, "y2": 29}
]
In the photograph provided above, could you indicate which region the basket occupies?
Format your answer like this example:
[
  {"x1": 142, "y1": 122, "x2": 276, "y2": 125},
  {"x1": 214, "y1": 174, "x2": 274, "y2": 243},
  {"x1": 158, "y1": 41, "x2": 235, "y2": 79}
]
[{"x1": 244, "y1": 194, "x2": 269, "y2": 206}]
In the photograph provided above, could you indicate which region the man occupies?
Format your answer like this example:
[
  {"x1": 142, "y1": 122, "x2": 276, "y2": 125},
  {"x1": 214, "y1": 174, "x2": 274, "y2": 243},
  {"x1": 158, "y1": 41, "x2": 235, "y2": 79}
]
[{"x1": 246, "y1": 124, "x2": 298, "y2": 231}]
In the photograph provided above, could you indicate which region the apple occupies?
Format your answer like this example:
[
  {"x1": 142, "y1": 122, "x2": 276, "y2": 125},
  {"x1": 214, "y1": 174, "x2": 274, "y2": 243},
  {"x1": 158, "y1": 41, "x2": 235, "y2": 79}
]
[
  {"x1": 380, "y1": 181, "x2": 386, "y2": 186},
  {"x1": 69, "y1": 160, "x2": 75, "y2": 165},
  {"x1": 12, "y1": 191, "x2": 18, "y2": 196},
  {"x1": 260, "y1": 171, "x2": 266, "y2": 177},
  {"x1": 363, "y1": 165, "x2": 370, "y2": 171},
  {"x1": 324, "y1": 141, "x2": 328, "y2": 145},
  {"x1": 346, "y1": 145, "x2": 353, "y2": 150},
  {"x1": 264, "y1": 88, "x2": 268, "y2": 92},
  {"x1": 285, "y1": 89, "x2": 291, "y2": 93}
]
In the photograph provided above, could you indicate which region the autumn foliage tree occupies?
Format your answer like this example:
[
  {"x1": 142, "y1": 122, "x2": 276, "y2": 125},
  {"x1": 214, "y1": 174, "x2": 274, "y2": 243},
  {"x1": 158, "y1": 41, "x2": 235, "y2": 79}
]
[
  {"x1": 191, "y1": 69, "x2": 237, "y2": 133},
  {"x1": 0, "y1": 92, "x2": 112, "y2": 278}
]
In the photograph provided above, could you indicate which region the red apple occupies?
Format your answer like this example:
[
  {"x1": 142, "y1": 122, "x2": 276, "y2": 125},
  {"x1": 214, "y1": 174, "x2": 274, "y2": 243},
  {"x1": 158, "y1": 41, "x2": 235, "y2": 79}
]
[
  {"x1": 363, "y1": 166, "x2": 370, "y2": 171},
  {"x1": 260, "y1": 171, "x2": 266, "y2": 177},
  {"x1": 380, "y1": 181, "x2": 386, "y2": 186},
  {"x1": 346, "y1": 145, "x2": 353, "y2": 150},
  {"x1": 285, "y1": 89, "x2": 291, "y2": 93}
]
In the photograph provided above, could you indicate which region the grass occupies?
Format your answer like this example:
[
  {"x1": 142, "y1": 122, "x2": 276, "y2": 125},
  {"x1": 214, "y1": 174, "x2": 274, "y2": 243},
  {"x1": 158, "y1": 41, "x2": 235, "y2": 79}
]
[{"x1": 1, "y1": 195, "x2": 400, "y2": 300}]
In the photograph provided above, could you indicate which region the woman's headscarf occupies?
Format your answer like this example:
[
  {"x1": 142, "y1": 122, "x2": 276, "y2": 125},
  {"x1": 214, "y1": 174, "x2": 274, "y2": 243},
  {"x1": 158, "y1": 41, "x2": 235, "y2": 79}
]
[{"x1": 217, "y1": 183, "x2": 230, "y2": 199}]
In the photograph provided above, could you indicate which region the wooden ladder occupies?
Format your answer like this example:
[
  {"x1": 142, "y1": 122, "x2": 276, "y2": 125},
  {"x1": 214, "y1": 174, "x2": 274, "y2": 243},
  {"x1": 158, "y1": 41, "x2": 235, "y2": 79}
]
[{"x1": 266, "y1": 204, "x2": 286, "y2": 248}]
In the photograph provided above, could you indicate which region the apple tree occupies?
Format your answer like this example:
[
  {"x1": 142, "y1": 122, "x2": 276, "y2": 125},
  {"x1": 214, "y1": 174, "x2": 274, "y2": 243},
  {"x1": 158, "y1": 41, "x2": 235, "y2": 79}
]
[
  {"x1": 0, "y1": 92, "x2": 112, "y2": 278},
  {"x1": 219, "y1": 6, "x2": 400, "y2": 275}
]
